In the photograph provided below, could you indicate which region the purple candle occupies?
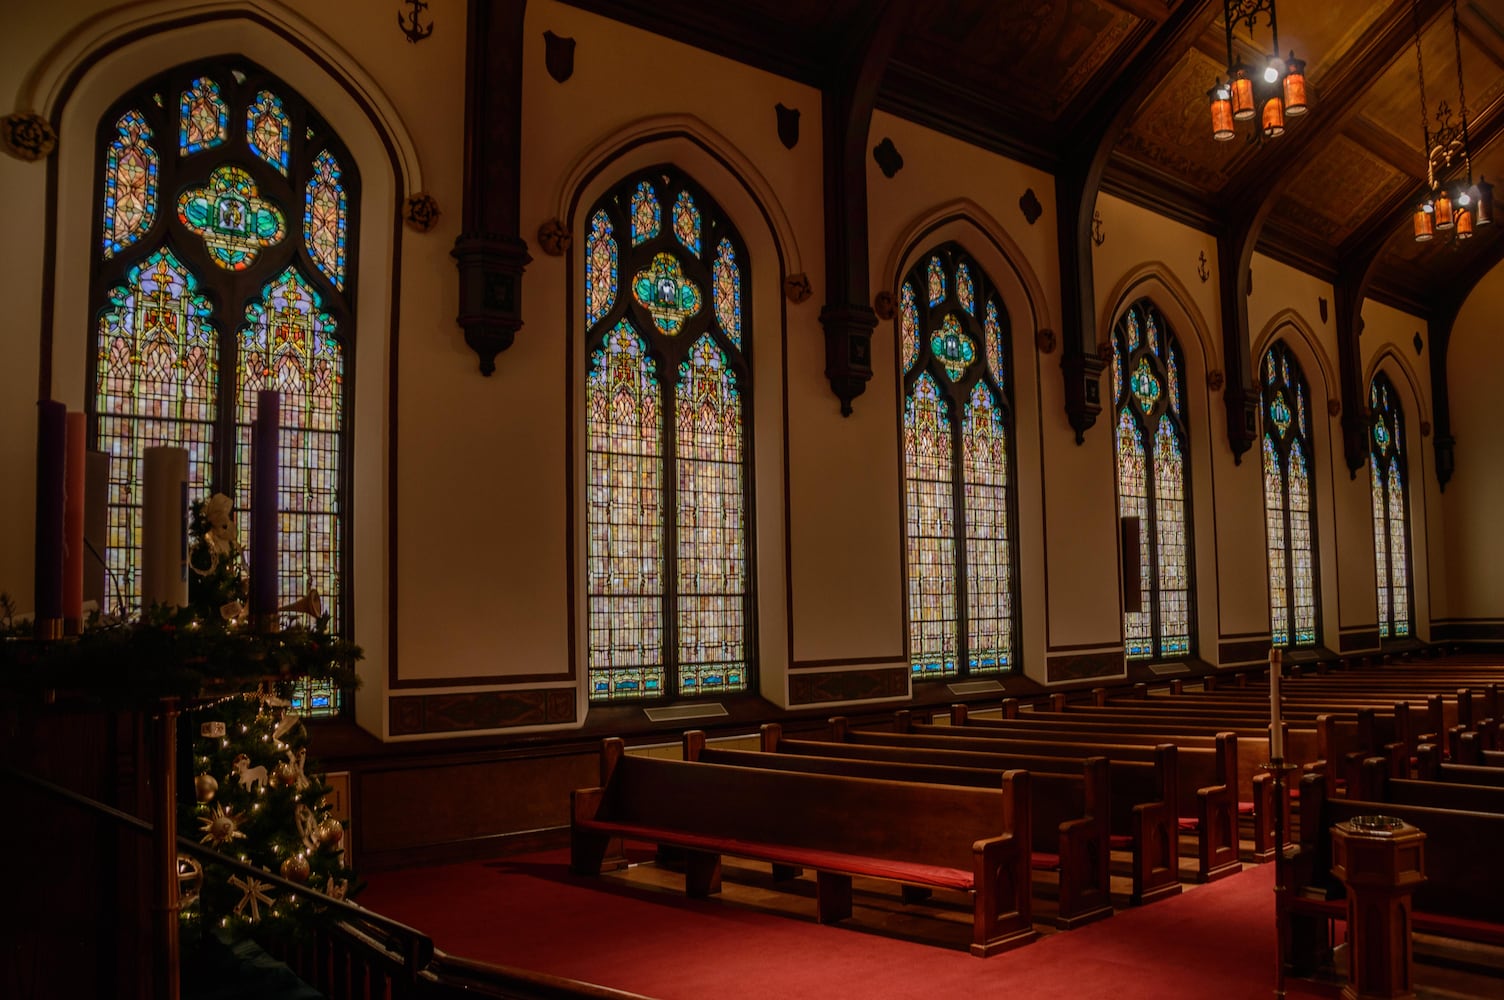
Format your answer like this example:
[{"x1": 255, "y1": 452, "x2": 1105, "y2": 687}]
[
  {"x1": 250, "y1": 390, "x2": 282, "y2": 623},
  {"x1": 34, "y1": 400, "x2": 66, "y2": 639}
]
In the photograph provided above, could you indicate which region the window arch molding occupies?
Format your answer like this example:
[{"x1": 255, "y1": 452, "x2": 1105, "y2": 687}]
[
  {"x1": 32, "y1": 15, "x2": 411, "y2": 732},
  {"x1": 564, "y1": 136, "x2": 792, "y2": 704},
  {"x1": 1101, "y1": 272, "x2": 1217, "y2": 663}
]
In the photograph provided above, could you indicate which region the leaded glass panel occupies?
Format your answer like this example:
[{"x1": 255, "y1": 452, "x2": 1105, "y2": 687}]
[
  {"x1": 712, "y1": 239, "x2": 741, "y2": 348},
  {"x1": 246, "y1": 89, "x2": 291, "y2": 175},
  {"x1": 180, "y1": 76, "x2": 226, "y2": 155},
  {"x1": 1111, "y1": 300, "x2": 1194, "y2": 660},
  {"x1": 631, "y1": 181, "x2": 659, "y2": 245},
  {"x1": 1260, "y1": 341, "x2": 1320, "y2": 647},
  {"x1": 672, "y1": 190, "x2": 701, "y2": 256},
  {"x1": 102, "y1": 110, "x2": 159, "y2": 258},
  {"x1": 1368, "y1": 373, "x2": 1411, "y2": 642},
  {"x1": 303, "y1": 150, "x2": 347, "y2": 289},
  {"x1": 1264, "y1": 436, "x2": 1288, "y2": 646},
  {"x1": 899, "y1": 244, "x2": 1015, "y2": 680},
  {"x1": 585, "y1": 210, "x2": 618, "y2": 327}
]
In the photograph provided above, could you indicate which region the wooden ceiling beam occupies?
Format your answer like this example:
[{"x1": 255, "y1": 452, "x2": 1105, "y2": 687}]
[
  {"x1": 1215, "y1": 0, "x2": 1452, "y2": 464},
  {"x1": 819, "y1": 0, "x2": 921, "y2": 415},
  {"x1": 1056, "y1": 0, "x2": 1221, "y2": 443}
]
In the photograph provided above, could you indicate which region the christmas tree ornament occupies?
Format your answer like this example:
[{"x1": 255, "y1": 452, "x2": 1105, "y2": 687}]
[
  {"x1": 231, "y1": 753, "x2": 269, "y2": 792},
  {"x1": 317, "y1": 818, "x2": 344, "y2": 849},
  {"x1": 198, "y1": 805, "x2": 246, "y2": 847},
  {"x1": 283, "y1": 747, "x2": 310, "y2": 790},
  {"x1": 200, "y1": 721, "x2": 226, "y2": 738},
  {"x1": 280, "y1": 854, "x2": 311, "y2": 883},
  {"x1": 275, "y1": 762, "x2": 300, "y2": 787},
  {"x1": 228, "y1": 874, "x2": 275, "y2": 921},
  {"x1": 194, "y1": 773, "x2": 218, "y2": 803},
  {"x1": 272, "y1": 711, "x2": 301, "y2": 743},
  {"x1": 177, "y1": 855, "x2": 204, "y2": 906},
  {"x1": 323, "y1": 877, "x2": 348, "y2": 902},
  {"x1": 295, "y1": 805, "x2": 321, "y2": 853}
]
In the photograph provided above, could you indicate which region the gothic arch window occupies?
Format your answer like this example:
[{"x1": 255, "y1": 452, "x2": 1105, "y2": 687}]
[
  {"x1": 1110, "y1": 299, "x2": 1193, "y2": 660},
  {"x1": 89, "y1": 60, "x2": 358, "y2": 715},
  {"x1": 583, "y1": 166, "x2": 752, "y2": 702},
  {"x1": 1260, "y1": 341, "x2": 1319, "y2": 647},
  {"x1": 1368, "y1": 373, "x2": 1412, "y2": 639},
  {"x1": 899, "y1": 244, "x2": 1017, "y2": 679}
]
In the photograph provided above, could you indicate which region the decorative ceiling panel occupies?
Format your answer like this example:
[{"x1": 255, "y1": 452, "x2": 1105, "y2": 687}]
[
  {"x1": 1274, "y1": 135, "x2": 1414, "y2": 244},
  {"x1": 896, "y1": 0, "x2": 1144, "y2": 121},
  {"x1": 1357, "y1": 23, "x2": 1504, "y2": 160},
  {"x1": 1118, "y1": 48, "x2": 1251, "y2": 192},
  {"x1": 1216, "y1": 2, "x2": 1387, "y2": 86}
]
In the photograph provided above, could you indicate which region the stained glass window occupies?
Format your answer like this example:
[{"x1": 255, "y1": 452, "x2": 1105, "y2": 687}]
[
  {"x1": 1110, "y1": 300, "x2": 1193, "y2": 660},
  {"x1": 1260, "y1": 341, "x2": 1319, "y2": 647},
  {"x1": 246, "y1": 90, "x2": 291, "y2": 175},
  {"x1": 90, "y1": 61, "x2": 360, "y2": 717},
  {"x1": 900, "y1": 244, "x2": 1015, "y2": 679},
  {"x1": 303, "y1": 150, "x2": 347, "y2": 289},
  {"x1": 179, "y1": 77, "x2": 227, "y2": 155},
  {"x1": 1368, "y1": 374, "x2": 1411, "y2": 639},
  {"x1": 102, "y1": 110, "x2": 159, "y2": 258},
  {"x1": 584, "y1": 168, "x2": 750, "y2": 702}
]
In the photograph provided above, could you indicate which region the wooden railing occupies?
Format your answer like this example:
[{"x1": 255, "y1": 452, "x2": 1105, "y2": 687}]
[{"x1": 3, "y1": 764, "x2": 648, "y2": 1000}]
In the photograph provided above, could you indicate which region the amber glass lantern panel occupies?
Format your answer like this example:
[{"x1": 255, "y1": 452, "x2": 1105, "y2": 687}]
[
  {"x1": 1434, "y1": 190, "x2": 1454, "y2": 230},
  {"x1": 1283, "y1": 66, "x2": 1307, "y2": 116},
  {"x1": 1231, "y1": 72, "x2": 1255, "y2": 121},
  {"x1": 1413, "y1": 206, "x2": 1434, "y2": 241},
  {"x1": 1261, "y1": 97, "x2": 1285, "y2": 139},
  {"x1": 1210, "y1": 95, "x2": 1234, "y2": 141}
]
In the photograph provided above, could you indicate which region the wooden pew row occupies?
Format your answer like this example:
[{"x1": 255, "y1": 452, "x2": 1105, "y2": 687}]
[
  {"x1": 1155, "y1": 681, "x2": 1496, "y2": 735},
  {"x1": 570, "y1": 738, "x2": 1037, "y2": 957},
  {"x1": 1352, "y1": 755, "x2": 1504, "y2": 813},
  {"x1": 1412, "y1": 743, "x2": 1504, "y2": 786},
  {"x1": 681, "y1": 729, "x2": 1113, "y2": 929},
  {"x1": 812, "y1": 721, "x2": 1182, "y2": 903},
  {"x1": 879, "y1": 711, "x2": 1251, "y2": 879},
  {"x1": 1286, "y1": 772, "x2": 1504, "y2": 954}
]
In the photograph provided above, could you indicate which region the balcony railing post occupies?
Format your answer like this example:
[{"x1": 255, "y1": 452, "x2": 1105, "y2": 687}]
[{"x1": 152, "y1": 696, "x2": 182, "y2": 1000}]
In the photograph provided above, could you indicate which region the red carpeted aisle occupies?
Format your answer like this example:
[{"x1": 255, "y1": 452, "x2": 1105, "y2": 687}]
[{"x1": 358, "y1": 851, "x2": 1339, "y2": 999}]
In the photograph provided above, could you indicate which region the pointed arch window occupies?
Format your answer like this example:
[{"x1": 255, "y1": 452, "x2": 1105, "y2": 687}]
[
  {"x1": 899, "y1": 244, "x2": 1017, "y2": 679},
  {"x1": 1111, "y1": 300, "x2": 1193, "y2": 660},
  {"x1": 1368, "y1": 374, "x2": 1412, "y2": 639},
  {"x1": 89, "y1": 60, "x2": 359, "y2": 716},
  {"x1": 1260, "y1": 341, "x2": 1319, "y2": 647},
  {"x1": 583, "y1": 167, "x2": 752, "y2": 702}
]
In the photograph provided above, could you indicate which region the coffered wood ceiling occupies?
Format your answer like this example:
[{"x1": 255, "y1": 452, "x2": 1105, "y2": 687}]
[{"x1": 559, "y1": 0, "x2": 1504, "y2": 316}]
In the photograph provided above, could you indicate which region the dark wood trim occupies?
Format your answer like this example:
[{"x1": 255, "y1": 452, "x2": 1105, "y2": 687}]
[
  {"x1": 787, "y1": 667, "x2": 909, "y2": 706},
  {"x1": 389, "y1": 687, "x2": 578, "y2": 736},
  {"x1": 1430, "y1": 619, "x2": 1504, "y2": 643},
  {"x1": 1045, "y1": 641, "x2": 1127, "y2": 653},
  {"x1": 790, "y1": 656, "x2": 905, "y2": 670},
  {"x1": 1099, "y1": 158, "x2": 1219, "y2": 235},
  {"x1": 1217, "y1": 638, "x2": 1271, "y2": 664},
  {"x1": 452, "y1": 0, "x2": 532, "y2": 375},
  {"x1": 1045, "y1": 650, "x2": 1124, "y2": 684},
  {"x1": 875, "y1": 66, "x2": 1058, "y2": 173},
  {"x1": 1338, "y1": 629, "x2": 1382, "y2": 653}
]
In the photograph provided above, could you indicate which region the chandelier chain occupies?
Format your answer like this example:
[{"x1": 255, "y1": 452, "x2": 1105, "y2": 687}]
[{"x1": 1414, "y1": 0, "x2": 1431, "y2": 160}]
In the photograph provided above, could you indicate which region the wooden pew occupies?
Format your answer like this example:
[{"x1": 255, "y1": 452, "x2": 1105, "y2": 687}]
[
  {"x1": 1352, "y1": 755, "x2": 1504, "y2": 813},
  {"x1": 570, "y1": 738, "x2": 1038, "y2": 957},
  {"x1": 682, "y1": 728, "x2": 1113, "y2": 929},
  {"x1": 1287, "y1": 772, "x2": 1504, "y2": 950},
  {"x1": 814, "y1": 719, "x2": 1181, "y2": 905},
  {"x1": 1413, "y1": 743, "x2": 1504, "y2": 787},
  {"x1": 920, "y1": 707, "x2": 1254, "y2": 878}
]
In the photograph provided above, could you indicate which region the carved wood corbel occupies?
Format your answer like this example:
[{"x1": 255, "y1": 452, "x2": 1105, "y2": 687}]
[{"x1": 452, "y1": 0, "x2": 532, "y2": 375}]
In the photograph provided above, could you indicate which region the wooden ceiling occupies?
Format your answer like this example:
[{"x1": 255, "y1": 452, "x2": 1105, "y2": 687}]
[{"x1": 560, "y1": 0, "x2": 1504, "y2": 315}]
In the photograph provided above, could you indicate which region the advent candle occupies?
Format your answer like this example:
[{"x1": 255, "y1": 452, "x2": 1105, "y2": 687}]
[
  {"x1": 63, "y1": 412, "x2": 86, "y2": 634},
  {"x1": 141, "y1": 446, "x2": 189, "y2": 610},
  {"x1": 250, "y1": 390, "x2": 282, "y2": 624},
  {"x1": 33, "y1": 400, "x2": 67, "y2": 639},
  {"x1": 1269, "y1": 647, "x2": 1284, "y2": 760},
  {"x1": 84, "y1": 451, "x2": 110, "y2": 613}
]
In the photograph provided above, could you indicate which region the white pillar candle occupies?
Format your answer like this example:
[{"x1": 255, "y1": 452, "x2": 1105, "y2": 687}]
[
  {"x1": 83, "y1": 450, "x2": 110, "y2": 611},
  {"x1": 1269, "y1": 647, "x2": 1285, "y2": 760},
  {"x1": 141, "y1": 446, "x2": 189, "y2": 611}
]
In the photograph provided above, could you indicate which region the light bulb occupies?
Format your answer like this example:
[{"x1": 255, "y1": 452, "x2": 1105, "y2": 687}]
[
  {"x1": 1458, "y1": 191, "x2": 1472, "y2": 206},
  {"x1": 1264, "y1": 65, "x2": 1280, "y2": 84}
]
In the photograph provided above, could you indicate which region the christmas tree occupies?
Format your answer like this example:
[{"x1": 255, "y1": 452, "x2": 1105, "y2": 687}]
[{"x1": 177, "y1": 494, "x2": 355, "y2": 940}]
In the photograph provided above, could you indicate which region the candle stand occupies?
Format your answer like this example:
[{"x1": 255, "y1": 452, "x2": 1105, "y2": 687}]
[{"x1": 1261, "y1": 758, "x2": 1301, "y2": 999}]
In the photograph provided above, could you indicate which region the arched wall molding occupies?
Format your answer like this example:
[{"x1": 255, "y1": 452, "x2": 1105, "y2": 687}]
[
  {"x1": 1251, "y1": 310, "x2": 1337, "y2": 400},
  {"x1": 1099, "y1": 263, "x2": 1219, "y2": 377},
  {"x1": 1364, "y1": 346, "x2": 1432, "y2": 428},
  {"x1": 15, "y1": 0, "x2": 424, "y2": 195},
  {"x1": 882, "y1": 199, "x2": 1054, "y2": 336},
  {"x1": 562, "y1": 133, "x2": 793, "y2": 711},
  {"x1": 550, "y1": 114, "x2": 803, "y2": 280},
  {"x1": 1100, "y1": 266, "x2": 1220, "y2": 663},
  {"x1": 39, "y1": 13, "x2": 404, "y2": 737}
]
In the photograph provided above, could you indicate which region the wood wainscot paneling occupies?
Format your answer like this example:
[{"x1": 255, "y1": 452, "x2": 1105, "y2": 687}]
[
  {"x1": 1339, "y1": 629, "x2": 1381, "y2": 653},
  {"x1": 1046, "y1": 650, "x2": 1124, "y2": 684},
  {"x1": 1218, "y1": 637, "x2": 1271, "y2": 664},
  {"x1": 389, "y1": 688, "x2": 577, "y2": 736},
  {"x1": 1430, "y1": 620, "x2": 1504, "y2": 643},
  {"x1": 788, "y1": 667, "x2": 909, "y2": 706},
  {"x1": 356, "y1": 749, "x2": 597, "y2": 870}
]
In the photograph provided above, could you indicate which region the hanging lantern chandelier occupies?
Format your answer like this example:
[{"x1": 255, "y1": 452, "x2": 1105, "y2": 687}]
[
  {"x1": 1208, "y1": 0, "x2": 1308, "y2": 143},
  {"x1": 1411, "y1": 0, "x2": 1494, "y2": 242}
]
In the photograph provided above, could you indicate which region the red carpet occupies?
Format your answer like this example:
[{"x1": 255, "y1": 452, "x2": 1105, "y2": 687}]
[{"x1": 358, "y1": 849, "x2": 1343, "y2": 999}]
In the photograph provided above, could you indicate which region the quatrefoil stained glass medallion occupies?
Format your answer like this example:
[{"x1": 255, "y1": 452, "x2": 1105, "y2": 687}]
[
  {"x1": 930, "y1": 314, "x2": 976, "y2": 381},
  {"x1": 1130, "y1": 356, "x2": 1161, "y2": 413},
  {"x1": 176, "y1": 165, "x2": 286, "y2": 270},
  {"x1": 631, "y1": 252, "x2": 702, "y2": 336}
]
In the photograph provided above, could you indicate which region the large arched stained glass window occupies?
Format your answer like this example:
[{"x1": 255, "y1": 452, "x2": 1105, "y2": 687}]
[
  {"x1": 899, "y1": 245, "x2": 1016, "y2": 679},
  {"x1": 584, "y1": 167, "x2": 752, "y2": 702},
  {"x1": 1368, "y1": 373, "x2": 1411, "y2": 639},
  {"x1": 1111, "y1": 300, "x2": 1193, "y2": 660},
  {"x1": 89, "y1": 60, "x2": 358, "y2": 716},
  {"x1": 1261, "y1": 341, "x2": 1319, "y2": 647}
]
